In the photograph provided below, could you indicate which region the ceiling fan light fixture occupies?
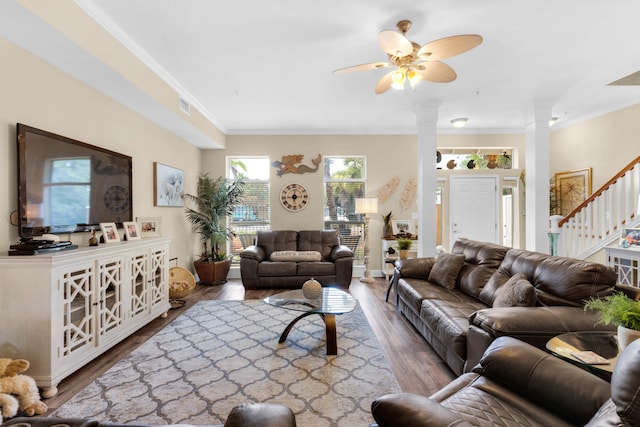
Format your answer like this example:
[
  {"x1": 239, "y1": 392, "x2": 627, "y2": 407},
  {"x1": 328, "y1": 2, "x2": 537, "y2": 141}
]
[
  {"x1": 391, "y1": 68, "x2": 406, "y2": 90},
  {"x1": 451, "y1": 118, "x2": 468, "y2": 128},
  {"x1": 407, "y1": 68, "x2": 421, "y2": 87}
]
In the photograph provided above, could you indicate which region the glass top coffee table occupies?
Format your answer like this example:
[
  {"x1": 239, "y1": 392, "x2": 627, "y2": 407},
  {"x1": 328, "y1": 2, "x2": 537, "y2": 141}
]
[{"x1": 264, "y1": 287, "x2": 357, "y2": 355}]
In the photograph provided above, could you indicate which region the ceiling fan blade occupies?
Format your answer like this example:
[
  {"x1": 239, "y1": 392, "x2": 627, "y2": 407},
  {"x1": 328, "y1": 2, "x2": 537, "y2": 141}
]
[
  {"x1": 333, "y1": 62, "x2": 390, "y2": 74},
  {"x1": 379, "y1": 29, "x2": 413, "y2": 57},
  {"x1": 375, "y1": 71, "x2": 394, "y2": 94},
  {"x1": 414, "y1": 61, "x2": 457, "y2": 83},
  {"x1": 417, "y1": 34, "x2": 483, "y2": 61}
]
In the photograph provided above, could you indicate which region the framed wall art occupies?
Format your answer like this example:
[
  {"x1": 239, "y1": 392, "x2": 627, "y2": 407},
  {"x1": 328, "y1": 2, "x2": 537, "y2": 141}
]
[
  {"x1": 100, "y1": 222, "x2": 120, "y2": 243},
  {"x1": 392, "y1": 219, "x2": 415, "y2": 236},
  {"x1": 137, "y1": 217, "x2": 161, "y2": 237},
  {"x1": 554, "y1": 168, "x2": 592, "y2": 216},
  {"x1": 123, "y1": 221, "x2": 141, "y2": 241},
  {"x1": 154, "y1": 162, "x2": 184, "y2": 207},
  {"x1": 621, "y1": 228, "x2": 640, "y2": 248}
]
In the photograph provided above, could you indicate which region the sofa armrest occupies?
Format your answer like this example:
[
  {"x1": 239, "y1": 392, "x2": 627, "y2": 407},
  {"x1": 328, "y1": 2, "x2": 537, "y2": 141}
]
[
  {"x1": 371, "y1": 393, "x2": 474, "y2": 427},
  {"x1": 615, "y1": 283, "x2": 640, "y2": 300},
  {"x1": 330, "y1": 244, "x2": 354, "y2": 260},
  {"x1": 394, "y1": 257, "x2": 436, "y2": 279},
  {"x1": 224, "y1": 403, "x2": 297, "y2": 427},
  {"x1": 474, "y1": 336, "x2": 611, "y2": 425},
  {"x1": 469, "y1": 306, "x2": 610, "y2": 337},
  {"x1": 239, "y1": 245, "x2": 266, "y2": 262}
]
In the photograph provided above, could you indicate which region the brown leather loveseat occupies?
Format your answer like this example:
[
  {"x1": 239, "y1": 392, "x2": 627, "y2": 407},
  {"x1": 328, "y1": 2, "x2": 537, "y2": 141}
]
[
  {"x1": 371, "y1": 336, "x2": 640, "y2": 426},
  {"x1": 391, "y1": 238, "x2": 624, "y2": 375},
  {"x1": 239, "y1": 230, "x2": 354, "y2": 289}
]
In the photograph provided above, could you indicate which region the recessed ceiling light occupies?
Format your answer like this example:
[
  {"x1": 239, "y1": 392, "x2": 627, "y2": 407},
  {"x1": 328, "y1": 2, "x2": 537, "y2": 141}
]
[{"x1": 451, "y1": 118, "x2": 468, "y2": 128}]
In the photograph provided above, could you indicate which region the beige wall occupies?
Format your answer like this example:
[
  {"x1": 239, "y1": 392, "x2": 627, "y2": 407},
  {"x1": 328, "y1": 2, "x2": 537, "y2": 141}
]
[
  {"x1": 0, "y1": 38, "x2": 200, "y2": 267},
  {"x1": 550, "y1": 104, "x2": 640, "y2": 189}
]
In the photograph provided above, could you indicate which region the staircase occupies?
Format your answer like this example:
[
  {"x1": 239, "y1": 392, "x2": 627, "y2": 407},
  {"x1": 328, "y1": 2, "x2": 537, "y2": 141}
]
[{"x1": 557, "y1": 156, "x2": 640, "y2": 259}]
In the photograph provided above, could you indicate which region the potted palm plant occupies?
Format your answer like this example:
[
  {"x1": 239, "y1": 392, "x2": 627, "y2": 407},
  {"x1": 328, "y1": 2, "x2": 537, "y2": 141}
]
[
  {"x1": 584, "y1": 291, "x2": 640, "y2": 349},
  {"x1": 184, "y1": 173, "x2": 245, "y2": 285}
]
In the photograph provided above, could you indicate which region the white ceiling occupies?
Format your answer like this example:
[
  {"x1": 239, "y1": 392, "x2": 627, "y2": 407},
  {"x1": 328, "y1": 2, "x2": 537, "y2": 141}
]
[{"x1": 6, "y1": 1, "x2": 640, "y2": 139}]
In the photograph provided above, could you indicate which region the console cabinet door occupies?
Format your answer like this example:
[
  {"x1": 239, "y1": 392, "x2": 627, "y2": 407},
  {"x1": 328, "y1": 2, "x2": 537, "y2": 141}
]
[
  {"x1": 129, "y1": 251, "x2": 150, "y2": 320},
  {"x1": 96, "y1": 256, "x2": 125, "y2": 344},
  {"x1": 148, "y1": 245, "x2": 168, "y2": 311},
  {"x1": 59, "y1": 262, "x2": 96, "y2": 365}
]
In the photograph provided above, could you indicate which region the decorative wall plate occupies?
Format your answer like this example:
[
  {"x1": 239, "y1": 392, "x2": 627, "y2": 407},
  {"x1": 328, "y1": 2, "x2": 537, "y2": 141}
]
[{"x1": 280, "y1": 183, "x2": 309, "y2": 212}]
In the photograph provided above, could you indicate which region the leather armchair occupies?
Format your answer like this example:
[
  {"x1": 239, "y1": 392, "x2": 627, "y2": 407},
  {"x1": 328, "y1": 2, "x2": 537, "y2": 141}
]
[
  {"x1": 372, "y1": 336, "x2": 640, "y2": 426},
  {"x1": 1, "y1": 403, "x2": 296, "y2": 427}
]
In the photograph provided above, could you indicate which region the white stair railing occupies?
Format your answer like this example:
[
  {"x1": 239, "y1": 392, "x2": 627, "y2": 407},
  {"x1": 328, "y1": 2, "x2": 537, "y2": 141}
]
[{"x1": 557, "y1": 156, "x2": 640, "y2": 259}]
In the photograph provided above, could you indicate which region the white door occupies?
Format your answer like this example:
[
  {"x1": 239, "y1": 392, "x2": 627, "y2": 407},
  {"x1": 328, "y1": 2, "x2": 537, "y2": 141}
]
[{"x1": 450, "y1": 176, "x2": 499, "y2": 244}]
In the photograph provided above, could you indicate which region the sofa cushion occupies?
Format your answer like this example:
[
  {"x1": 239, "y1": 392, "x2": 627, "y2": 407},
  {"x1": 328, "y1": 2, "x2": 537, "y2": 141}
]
[
  {"x1": 479, "y1": 249, "x2": 547, "y2": 305},
  {"x1": 492, "y1": 273, "x2": 537, "y2": 308},
  {"x1": 533, "y1": 256, "x2": 616, "y2": 306},
  {"x1": 428, "y1": 253, "x2": 465, "y2": 289},
  {"x1": 297, "y1": 261, "x2": 336, "y2": 276},
  {"x1": 257, "y1": 261, "x2": 297, "y2": 277},
  {"x1": 298, "y1": 230, "x2": 340, "y2": 260},
  {"x1": 270, "y1": 250, "x2": 322, "y2": 262},
  {"x1": 256, "y1": 230, "x2": 298, "y2": 259},
  {"x1": 451, "y1": 238, "x2": 510, "y2": 299}
]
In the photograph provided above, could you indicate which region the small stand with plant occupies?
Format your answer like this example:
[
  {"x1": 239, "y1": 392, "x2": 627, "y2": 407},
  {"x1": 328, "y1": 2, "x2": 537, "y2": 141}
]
[
  {"x1": 396, "y1": 237, "x2": 413, "y2": 260},
  {"x1": 184, "y1": 173, "x2": 245, "y2": 285},
  {"x1": 584, "y1": 291, "x2": 640, "y2": 350}
]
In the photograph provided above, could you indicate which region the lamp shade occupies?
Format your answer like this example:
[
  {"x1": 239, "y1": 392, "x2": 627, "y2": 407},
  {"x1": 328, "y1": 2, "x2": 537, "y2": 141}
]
[{"x1": 355, "y1": 198, "x2": 378, "y2": 214}]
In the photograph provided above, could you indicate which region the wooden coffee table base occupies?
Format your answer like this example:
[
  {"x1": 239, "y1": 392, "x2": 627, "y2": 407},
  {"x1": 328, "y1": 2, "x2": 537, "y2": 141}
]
[{"x1": 279, "y1": 312, "x2": 338, "y2": 355}]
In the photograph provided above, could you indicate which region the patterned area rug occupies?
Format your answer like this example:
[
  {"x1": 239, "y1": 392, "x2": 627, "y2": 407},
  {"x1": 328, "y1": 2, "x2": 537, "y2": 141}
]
[{"x1": 52, "y1": 299, "x2": 401, "y2": 426}]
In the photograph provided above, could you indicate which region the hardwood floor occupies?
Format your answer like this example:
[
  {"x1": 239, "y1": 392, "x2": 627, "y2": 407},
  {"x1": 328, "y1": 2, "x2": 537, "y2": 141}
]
[{"x1": 44, "y1": 277, "x2": 455, "y2": 413}]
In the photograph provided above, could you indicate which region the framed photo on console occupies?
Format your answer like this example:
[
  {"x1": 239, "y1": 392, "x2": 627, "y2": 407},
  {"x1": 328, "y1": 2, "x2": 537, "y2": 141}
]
[
  {"x1": 123, "y1": 221, "x2": 141, "y2": 241},
  {"x1": 392, "y1": 220, "x2": 415, "y2": 236},
  {"x1": 137, "y1": 217, "x2": 161, "y2": 237},
  {"x1": 100, "y1": 222, "x2": 120, "y2": 243}
]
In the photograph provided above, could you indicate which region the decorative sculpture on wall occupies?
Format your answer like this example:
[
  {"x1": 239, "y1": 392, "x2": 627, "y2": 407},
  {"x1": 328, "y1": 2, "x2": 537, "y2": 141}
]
[
  {"x1": 377, "y1": 176, "x2": 401, "y2": 203},
  {"x1": 272, "y1": 154, "x2": 321, "y2": 177},
  {"x1": 400, "y1": 178, "x2": 417, "y2": 211}
]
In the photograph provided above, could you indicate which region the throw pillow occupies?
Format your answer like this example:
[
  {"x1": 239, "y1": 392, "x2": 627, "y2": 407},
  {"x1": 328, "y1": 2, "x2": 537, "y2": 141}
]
[
  {"x1": 427, "y1": 253, "x2": 466, "y2": 290},
  {"x1": 270, "y1": 250, "x2": 322, "y2": 262},
  {"x1": 493, "y1": 273, "x2": 537, "y2": 308}
]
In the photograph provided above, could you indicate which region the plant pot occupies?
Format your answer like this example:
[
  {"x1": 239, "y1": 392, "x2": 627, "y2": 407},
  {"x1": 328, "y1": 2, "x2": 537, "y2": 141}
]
[
  {"x1": 617, "y1": 325, "x2": 640, "y2": 350},
  {"x1": 383, "y1": 224, "x2": 393, "y2": 239},
  {"x1": 399, "y1": 249, "x2": 409, "y2": 260},
  {"x1": 193, "y1": 259, "x2": 231, "y2": 285}
]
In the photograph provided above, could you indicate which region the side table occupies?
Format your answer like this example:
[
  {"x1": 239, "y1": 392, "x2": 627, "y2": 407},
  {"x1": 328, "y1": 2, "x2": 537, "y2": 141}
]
[
  {"x1": 546, "y1": 331, "x2": 619, "y2": 381},
  {"x1": 384, "y1": 256, "x2": 397, "y2": 302}
]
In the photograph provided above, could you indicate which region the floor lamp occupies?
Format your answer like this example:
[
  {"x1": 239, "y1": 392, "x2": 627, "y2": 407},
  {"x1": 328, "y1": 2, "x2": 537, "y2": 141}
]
[{"x1": 355, "y1": 197, "x2": 378, "y2": 284}]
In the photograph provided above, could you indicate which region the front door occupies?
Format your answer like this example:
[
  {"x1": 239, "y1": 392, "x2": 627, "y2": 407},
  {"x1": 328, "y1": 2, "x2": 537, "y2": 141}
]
[{"x1": 450, "y1": 176, "x2": 499, "y2": 244}]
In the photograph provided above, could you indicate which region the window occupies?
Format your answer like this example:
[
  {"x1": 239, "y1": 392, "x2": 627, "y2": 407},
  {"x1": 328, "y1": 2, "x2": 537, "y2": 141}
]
[
  {"x1": 227, "y1": 157, "x2": 270, "y2": 262},
  {"x1": 323, "y1": 156, "x2": 366, "y2": 261}
]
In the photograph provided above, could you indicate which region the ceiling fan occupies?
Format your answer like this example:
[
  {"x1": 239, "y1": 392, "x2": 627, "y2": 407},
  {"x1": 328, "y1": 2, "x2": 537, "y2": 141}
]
[{"x1": 334, "y1": 20, "x2": 482, "y2": 94}]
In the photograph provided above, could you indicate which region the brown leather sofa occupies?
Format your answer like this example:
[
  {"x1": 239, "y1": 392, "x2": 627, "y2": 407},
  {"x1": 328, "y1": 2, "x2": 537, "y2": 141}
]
[
  {"x1": 390, "y1": 238, "x2": 625, "y2": 375},
  {"x1": 239, "y1": 230, "x2": 354, "y2": 289},
  {"x1": 2, "y1": 403, "x2": 296, "y2": 427},
  {"x1": 371, "y1": 336, "x2": 640, "y2": 426}
]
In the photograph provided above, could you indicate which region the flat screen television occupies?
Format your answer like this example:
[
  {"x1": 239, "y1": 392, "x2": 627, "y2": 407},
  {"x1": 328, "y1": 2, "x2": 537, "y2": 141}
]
[{"x1": 17, "y1": 123, "x2": 133, "y2": 239}]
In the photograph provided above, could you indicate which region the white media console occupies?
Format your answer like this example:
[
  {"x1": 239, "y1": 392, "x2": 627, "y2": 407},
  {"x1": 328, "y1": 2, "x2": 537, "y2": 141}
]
[{"x1": 0, "y1": 237, "x2": 171, "y2": 397}]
